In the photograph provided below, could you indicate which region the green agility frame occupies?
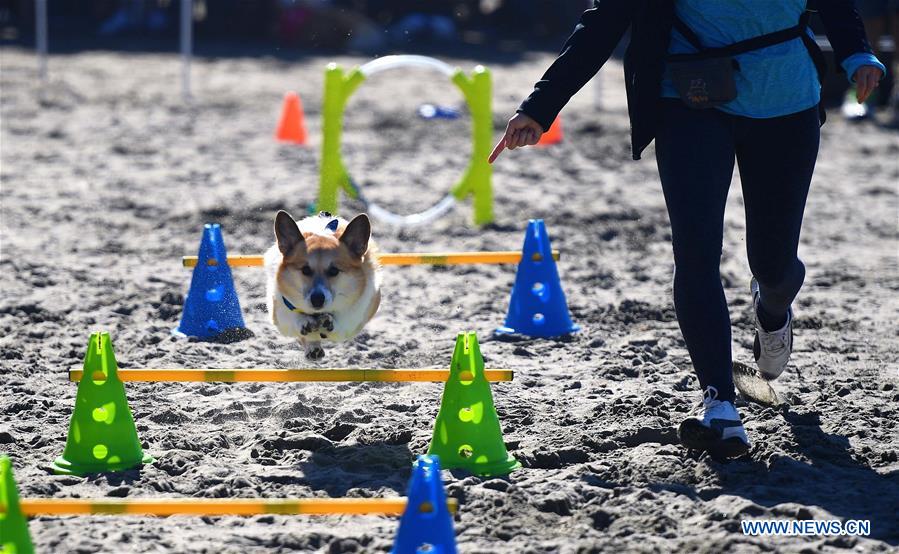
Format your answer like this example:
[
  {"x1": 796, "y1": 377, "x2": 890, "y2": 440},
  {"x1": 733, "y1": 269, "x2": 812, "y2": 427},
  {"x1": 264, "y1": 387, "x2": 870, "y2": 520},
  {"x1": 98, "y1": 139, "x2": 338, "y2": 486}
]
[{"x1": 317, "y1": 56, "x2": 494, "y2": 226}]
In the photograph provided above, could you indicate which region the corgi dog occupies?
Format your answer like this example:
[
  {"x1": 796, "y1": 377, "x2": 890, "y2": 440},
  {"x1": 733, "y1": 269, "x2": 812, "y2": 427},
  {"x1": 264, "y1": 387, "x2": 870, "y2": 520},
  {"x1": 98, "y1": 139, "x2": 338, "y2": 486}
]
[{"x1": 264, "y1": 210, "x2": 381, "y2": 360}]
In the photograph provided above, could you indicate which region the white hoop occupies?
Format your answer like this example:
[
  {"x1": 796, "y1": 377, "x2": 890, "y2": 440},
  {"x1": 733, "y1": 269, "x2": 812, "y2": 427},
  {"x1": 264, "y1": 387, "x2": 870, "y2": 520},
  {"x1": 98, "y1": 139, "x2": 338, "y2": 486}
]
[
  {"x1": 348, "y1": 55, "x2": 462, "y2": 227},
  {"x1": 359, "y1": 55, "x2": 457, "y2": 78}
]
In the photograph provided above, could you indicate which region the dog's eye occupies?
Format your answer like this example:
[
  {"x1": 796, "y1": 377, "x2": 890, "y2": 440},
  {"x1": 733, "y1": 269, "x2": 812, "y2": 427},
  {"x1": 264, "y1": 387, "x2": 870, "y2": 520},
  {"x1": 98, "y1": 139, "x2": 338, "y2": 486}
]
[
  {"x1": 326, "y1": 266, "x2": 340, "y2": 277},
  {"x1": 301, "y1": 265, "x2": 313, "y2": 276}
]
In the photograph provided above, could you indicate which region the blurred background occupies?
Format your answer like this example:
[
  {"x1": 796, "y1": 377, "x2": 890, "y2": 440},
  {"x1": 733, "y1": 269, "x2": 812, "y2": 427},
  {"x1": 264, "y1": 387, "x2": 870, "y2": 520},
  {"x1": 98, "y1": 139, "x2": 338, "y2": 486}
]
[
  {"x1": 0, "y1": 0, "x2": 589, "y2": 52},
  {"x1": 0, "y1": 0, "x2": 895, "y2": 109}
]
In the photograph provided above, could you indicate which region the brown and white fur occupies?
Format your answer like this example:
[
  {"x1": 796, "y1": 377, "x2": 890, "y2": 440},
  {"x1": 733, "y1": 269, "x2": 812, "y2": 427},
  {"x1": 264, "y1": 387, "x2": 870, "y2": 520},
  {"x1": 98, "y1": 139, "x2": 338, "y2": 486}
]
[{"x1": 264, "y1": 210, "x2": 381, "y2": 360}]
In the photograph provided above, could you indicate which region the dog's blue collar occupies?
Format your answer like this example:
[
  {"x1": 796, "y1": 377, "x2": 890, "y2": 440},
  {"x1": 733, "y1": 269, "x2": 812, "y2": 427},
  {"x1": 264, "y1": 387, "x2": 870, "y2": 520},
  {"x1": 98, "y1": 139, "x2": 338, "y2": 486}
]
[{"x1": 282, "y1": 296, "x2": 304, "y2": 313}]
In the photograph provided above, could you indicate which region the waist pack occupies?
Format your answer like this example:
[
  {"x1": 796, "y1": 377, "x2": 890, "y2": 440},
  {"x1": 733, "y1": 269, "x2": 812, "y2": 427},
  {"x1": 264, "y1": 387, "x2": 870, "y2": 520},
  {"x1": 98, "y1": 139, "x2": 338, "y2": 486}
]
[{"x1": 667, "y1": 8, "x2": 822, "y2": 109}]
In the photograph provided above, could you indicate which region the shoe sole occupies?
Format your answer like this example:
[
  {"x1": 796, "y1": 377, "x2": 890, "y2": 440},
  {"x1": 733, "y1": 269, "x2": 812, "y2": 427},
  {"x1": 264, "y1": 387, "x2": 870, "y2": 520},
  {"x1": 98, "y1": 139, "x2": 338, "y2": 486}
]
[
  {"x1": 678, "y1": 419, "x2": 750, "y2": 458},
  {"x1": 733, "y1": 361, "x2": 784, "y2": 407}
]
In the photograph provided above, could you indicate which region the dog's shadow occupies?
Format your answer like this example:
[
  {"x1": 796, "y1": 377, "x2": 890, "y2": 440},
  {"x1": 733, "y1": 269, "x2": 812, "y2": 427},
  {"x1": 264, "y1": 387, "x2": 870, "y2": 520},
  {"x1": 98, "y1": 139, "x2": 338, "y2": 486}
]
[{"x1": 295, "y1": 442, "x2": 415, "y2": 497}]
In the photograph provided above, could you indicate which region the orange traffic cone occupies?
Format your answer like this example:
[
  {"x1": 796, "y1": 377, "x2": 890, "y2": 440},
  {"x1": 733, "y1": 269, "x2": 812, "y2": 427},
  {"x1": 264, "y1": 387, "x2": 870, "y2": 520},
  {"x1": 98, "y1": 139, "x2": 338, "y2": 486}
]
[
  {"x1": 275, "y1": 91, "x2": 307, "y2": 145},
  {"x1": 537, "y1": 116, "x2": 563, "y2": 146}
]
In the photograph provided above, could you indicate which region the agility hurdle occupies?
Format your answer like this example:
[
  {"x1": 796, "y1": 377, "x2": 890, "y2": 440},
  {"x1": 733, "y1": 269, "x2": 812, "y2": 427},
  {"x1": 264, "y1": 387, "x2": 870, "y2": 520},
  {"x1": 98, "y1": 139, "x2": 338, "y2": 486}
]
[
  {"x1": 182, "y1": 250, "x2": 560, "y2": 268},
  {"x1": 69, "y1": 368, "x2": 513, "y2": 383},
  {"x1": 175, "y1": 219, "x2": 577, "y2": 341},
  {"x1": 1, "y1": 455, "x2": 459, "y2": 553},
  {"x1": 9, "y1": 497, "x2": 457, "y2": 517},
  {"x1": 53, "y1": 331, "x2": 519, "y2": 479}
]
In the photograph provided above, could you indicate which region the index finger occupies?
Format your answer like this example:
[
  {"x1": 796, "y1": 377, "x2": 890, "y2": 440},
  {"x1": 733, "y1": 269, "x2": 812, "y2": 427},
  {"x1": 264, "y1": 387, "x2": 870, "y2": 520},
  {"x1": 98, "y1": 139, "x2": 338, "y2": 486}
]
[
  {"x1": 488, "y1": 137, "x2": 507, "y2": 164},
  {"x1": 857, "y1": 74, "x2": 875, "y2": 103},
  {"x1": 856, "y1": 75, "x2": 870, "y2": 103}
]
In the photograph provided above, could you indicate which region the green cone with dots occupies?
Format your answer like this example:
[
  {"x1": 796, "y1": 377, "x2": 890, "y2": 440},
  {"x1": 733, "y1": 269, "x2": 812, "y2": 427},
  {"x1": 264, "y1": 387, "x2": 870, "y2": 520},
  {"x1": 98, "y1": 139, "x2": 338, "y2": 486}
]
[
  {"x1": 0, "y1": 456, "x2": 35, "y2": 554},
  {"x1": 51, "y1": 332, "x2": 152, "y2": 476},
  {"x1": 427, "y1": 332, "x2": 519, "y2": 477}
]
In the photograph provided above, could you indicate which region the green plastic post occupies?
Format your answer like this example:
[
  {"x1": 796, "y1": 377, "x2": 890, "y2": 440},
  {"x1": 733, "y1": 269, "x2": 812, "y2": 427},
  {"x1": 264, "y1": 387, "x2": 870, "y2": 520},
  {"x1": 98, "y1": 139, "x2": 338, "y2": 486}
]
[
  {"x1": 451, "y1": 65, "x2": 494, "y2": 226},
  {"x1": 0, "y1": 456, "x2": 34, "y2": 554},
  {"x1": 427, "y1": 332, "x2": 519, "y2": 477},
  {"x1": 317, "y1": 61, "x2": 494, "y2": 225},
  {"x1": 318, "y1": 63, "x2": 366, "y2": 215},
  {"x1": 51, "y1": 332, "x2": 153, "y2": 476}
]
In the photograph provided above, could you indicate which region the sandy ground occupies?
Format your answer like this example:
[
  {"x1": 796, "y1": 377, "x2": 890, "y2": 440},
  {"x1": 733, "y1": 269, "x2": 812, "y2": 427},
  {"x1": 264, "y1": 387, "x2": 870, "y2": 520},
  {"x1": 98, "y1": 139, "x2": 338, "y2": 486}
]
[{"x1": 1, "y1": 46, "x2": 898, "y2": 553}]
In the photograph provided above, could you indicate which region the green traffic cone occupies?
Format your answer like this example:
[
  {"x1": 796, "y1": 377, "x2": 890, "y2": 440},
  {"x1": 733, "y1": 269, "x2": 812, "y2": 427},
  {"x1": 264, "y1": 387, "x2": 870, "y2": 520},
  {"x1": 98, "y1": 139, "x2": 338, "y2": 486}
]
[
  {"x1": 51, "y1": 332, "x2": 153, "y2": 476},
  {"x1": 427, "y1": 332, "x2": 520, "y2": 477},
  {"x1": 0, "y1": 456, "x2": 35, "y2": 554}
]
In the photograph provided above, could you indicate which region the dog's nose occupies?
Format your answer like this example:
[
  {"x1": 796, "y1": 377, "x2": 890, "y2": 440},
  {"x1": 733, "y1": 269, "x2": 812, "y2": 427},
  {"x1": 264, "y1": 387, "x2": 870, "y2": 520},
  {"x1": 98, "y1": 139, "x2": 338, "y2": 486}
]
[{"x1": 310, "y1": 292, "x2": 326, "y2": 309}]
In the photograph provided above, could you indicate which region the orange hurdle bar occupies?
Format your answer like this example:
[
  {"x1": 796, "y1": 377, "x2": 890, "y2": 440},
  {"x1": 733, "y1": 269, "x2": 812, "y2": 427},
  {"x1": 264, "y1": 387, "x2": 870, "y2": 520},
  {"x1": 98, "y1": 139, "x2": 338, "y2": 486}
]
[
  {"x1": 68, "y1": 368, "x2": 514, "y2": 383},
  {"x1": 182, "y1": 250, "x2": 560, "y2": 268},
  {"x1": 12, "y1": 497, "x2": 457, "y2": 517}
]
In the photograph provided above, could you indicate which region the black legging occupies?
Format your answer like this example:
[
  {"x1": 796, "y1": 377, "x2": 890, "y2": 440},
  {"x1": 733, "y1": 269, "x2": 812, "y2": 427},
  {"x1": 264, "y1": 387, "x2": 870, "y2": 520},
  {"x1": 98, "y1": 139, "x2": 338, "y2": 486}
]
[{"x1": 655, "y1": 100, "x2": 820, "y2": 403}]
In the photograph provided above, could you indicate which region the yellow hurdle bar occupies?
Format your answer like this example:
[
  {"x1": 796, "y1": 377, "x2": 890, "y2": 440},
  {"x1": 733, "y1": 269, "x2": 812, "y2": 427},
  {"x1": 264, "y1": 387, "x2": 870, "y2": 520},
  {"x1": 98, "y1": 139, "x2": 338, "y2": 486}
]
[
  {"x1": 182, "y1": 250, "x2": 560, "y2": 268},
  {"x1": 68, "y1": 368, "x2": 514, "y2": 383},
  {"x1": 14, "y1": 497, "x2": 457, "y2": 517}
]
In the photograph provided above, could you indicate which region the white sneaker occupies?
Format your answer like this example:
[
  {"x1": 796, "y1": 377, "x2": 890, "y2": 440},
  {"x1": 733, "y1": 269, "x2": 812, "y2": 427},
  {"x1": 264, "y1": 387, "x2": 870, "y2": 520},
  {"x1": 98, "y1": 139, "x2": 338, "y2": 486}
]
[
  {"x1": 678, "y1": 386, "x2": 750, "y2": 458},
  {"x1": 751, "y1": 277, "x2": 793, "y2": 380}
]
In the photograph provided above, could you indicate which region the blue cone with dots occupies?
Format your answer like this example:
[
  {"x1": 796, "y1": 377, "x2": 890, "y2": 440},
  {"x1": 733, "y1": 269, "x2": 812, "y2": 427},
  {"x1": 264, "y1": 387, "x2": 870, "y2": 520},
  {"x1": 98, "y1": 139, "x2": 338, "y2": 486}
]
[
  {"x1": 392, "y1": 455, "x2": 457, "y2": 554},
  {"x1": 174, "y1": 224, "x2": 246, "y2": 339},
  {"x1": 496, "y1": 219, "x2": 580, "y2": 338}
]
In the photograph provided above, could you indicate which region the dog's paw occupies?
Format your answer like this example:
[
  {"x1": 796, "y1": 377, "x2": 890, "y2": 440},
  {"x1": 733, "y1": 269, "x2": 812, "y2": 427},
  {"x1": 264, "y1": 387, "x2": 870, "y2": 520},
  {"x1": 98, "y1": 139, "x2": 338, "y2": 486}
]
[
  {"x1": 299, "y1": 316, "x2": 318, "y2": 336},
  {"x1": 305, "y1": 345, "x2": 325, "y2": 360},
  {"x1": 319, "y1": 313, "x2": 335, "y2": 332}
]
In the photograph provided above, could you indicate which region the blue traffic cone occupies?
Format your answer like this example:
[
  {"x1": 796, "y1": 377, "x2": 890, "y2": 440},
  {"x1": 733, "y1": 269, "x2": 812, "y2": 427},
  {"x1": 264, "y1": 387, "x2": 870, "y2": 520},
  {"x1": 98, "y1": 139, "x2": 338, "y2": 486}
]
[
  {"x1": 392, "y1": 455, "x2": 457, "y2": 554},
  {"x1": 173, "y1": 224, "x2": 246, "y2": 339},
  {"x1": 496, "y1": 219, "x2": 580, "y2": 338}
]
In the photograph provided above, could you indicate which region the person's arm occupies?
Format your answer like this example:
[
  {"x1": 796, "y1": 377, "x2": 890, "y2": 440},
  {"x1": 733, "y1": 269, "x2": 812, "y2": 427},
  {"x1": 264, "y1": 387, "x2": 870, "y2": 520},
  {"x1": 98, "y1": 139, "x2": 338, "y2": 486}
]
[
  {"x1": 816, "y1": 0, "x2": 874, "y2": 68},
  {"x1": 518, "y1": 0, "x2": 635, "y2": 130},
  {"x1": 816, "y1": 0, "x2": 886, "y2": 103},
  {"x1": 489, "y1": 0, "x2": 635, "y2": 163}
]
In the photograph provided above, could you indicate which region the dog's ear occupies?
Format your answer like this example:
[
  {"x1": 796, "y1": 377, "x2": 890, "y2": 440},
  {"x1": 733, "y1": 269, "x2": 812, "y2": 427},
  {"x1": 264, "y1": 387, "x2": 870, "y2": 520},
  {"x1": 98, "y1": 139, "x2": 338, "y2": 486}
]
[
  {"x1": 274, "y1": 211, "x2": 305, "y2": 256},
  {"x1": 340, "y1": 214, "x2": 371, "y2": 259}
]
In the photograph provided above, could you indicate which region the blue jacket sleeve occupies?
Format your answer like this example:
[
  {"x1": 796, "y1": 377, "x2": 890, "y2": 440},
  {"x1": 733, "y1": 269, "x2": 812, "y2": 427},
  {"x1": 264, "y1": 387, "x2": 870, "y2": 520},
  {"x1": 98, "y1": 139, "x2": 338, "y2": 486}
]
[
  {"x1": 517, "y1": 0, "x2": 636, "y2": 131},
  {"x1": 816, "y1": 0, "x2": 876, "y2": 73},
  {"x1": 841, "y1": 53, "x2": 887, "y2": 83}
]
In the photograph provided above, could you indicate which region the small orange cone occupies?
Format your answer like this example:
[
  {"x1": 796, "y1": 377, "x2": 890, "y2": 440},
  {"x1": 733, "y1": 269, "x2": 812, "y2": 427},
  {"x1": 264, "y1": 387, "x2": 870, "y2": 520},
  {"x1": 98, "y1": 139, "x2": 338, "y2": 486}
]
[
  {"x1": 537, "y1": 116, "x2": 563, "y2": 146},
  {"x1": 275, "y1": 91, "x2": 307, "y2": 145}
]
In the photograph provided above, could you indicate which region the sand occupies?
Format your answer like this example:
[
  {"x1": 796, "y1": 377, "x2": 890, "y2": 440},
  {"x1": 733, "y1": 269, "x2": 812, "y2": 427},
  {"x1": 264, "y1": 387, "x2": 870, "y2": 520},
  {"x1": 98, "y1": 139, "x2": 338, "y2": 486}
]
[{"x1": 1, "y1": 46, "x2": 897, "y2": 553}]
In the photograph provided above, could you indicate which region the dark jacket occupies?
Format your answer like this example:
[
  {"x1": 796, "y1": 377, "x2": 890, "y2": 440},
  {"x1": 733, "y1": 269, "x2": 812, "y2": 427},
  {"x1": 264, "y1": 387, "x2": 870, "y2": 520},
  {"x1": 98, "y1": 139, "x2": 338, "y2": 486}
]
[{"x1": 518, "y1": 0, "x2": 875, "y2": 160}]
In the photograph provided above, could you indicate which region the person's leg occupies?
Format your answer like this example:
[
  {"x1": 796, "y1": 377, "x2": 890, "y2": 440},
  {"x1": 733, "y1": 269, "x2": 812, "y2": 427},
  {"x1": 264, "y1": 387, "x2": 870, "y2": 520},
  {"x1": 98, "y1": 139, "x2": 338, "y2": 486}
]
[
  {"x1": 655, "y1": 100, "x2": 738, "y2": 402},
  {"x1": 736, "y1": 107, "x2": 820, "y2": 330}
]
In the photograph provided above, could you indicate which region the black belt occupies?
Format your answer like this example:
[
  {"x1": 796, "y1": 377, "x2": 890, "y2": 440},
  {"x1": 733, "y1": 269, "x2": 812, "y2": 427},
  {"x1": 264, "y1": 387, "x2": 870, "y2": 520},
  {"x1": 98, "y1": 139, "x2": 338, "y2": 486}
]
[{"x1": 667, "y1": 10, "x2": 826, "y2": 81}]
